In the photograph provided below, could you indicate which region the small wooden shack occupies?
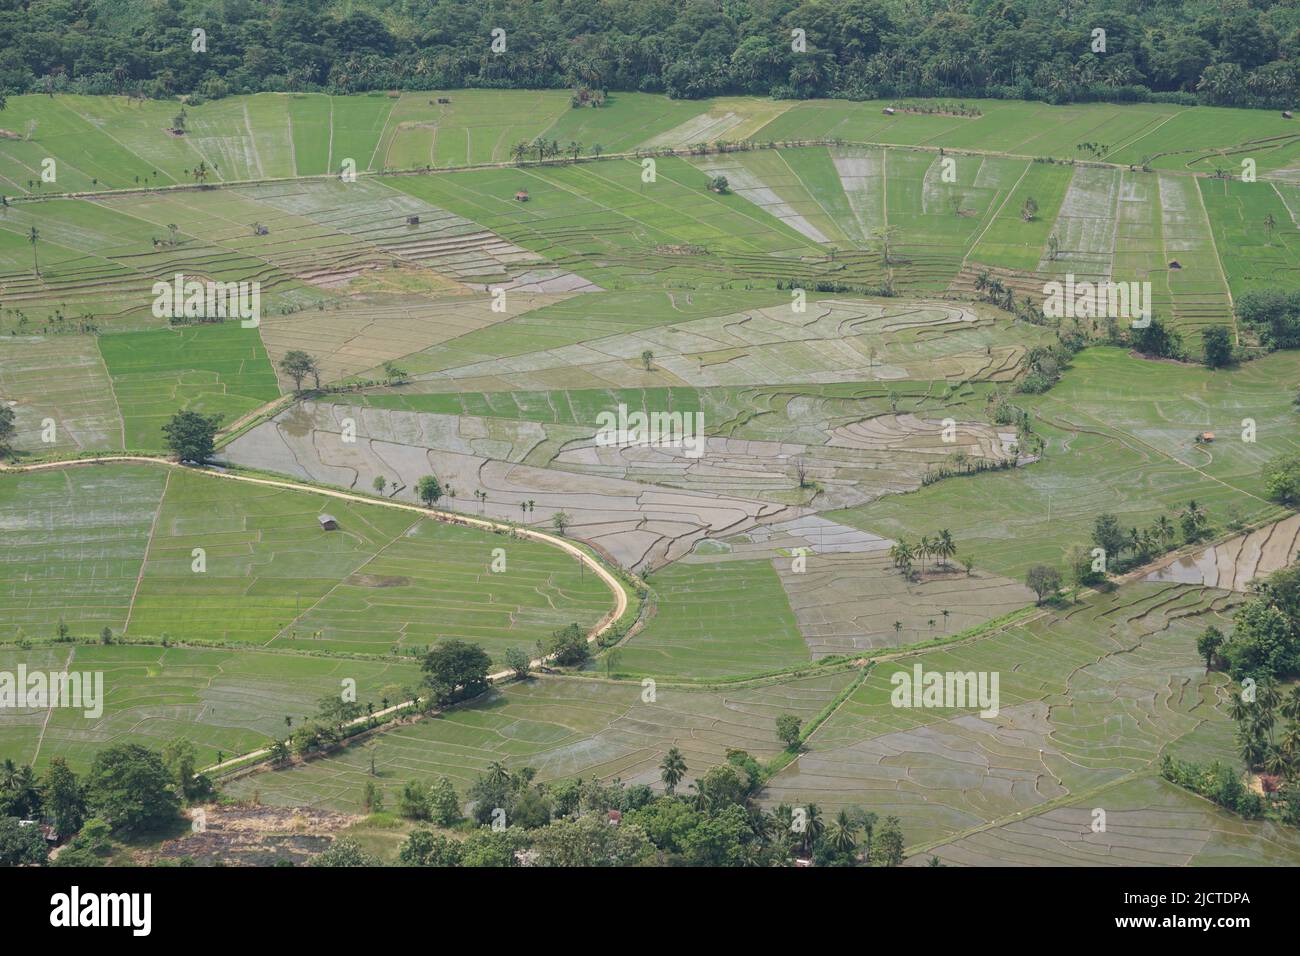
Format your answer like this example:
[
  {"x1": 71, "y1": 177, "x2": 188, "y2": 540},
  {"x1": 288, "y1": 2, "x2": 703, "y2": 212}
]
[
  {"x1": 318, "y1": 514, "x2": 338, "y2": 530},
  {"x1": 1196, "y1": 431, "x2": 1215, "y2": 444},
  {"x1": 405, "y1": 214, "x2": 420, "y2": 225},
  {"x1": 514, "y1": 189, "x2": 529, "y2": 202},
  {"x1": 882, "y1": 107, "x2": 896, "y2": 115}
]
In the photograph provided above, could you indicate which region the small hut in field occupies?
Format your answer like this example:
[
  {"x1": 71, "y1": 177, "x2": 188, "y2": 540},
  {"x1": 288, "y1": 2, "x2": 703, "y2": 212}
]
[
  {"x1": 318, "y1": 514, "x2": 338, "y2": 530},
  {"x1": 515, "y1": 189, "x2": 529, "y2": 202}
]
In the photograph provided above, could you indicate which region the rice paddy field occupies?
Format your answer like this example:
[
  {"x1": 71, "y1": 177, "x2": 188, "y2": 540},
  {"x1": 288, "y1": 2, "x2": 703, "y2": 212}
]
[{"x1": 2, "y1": 90, "x2": 1299, "y2": 866}]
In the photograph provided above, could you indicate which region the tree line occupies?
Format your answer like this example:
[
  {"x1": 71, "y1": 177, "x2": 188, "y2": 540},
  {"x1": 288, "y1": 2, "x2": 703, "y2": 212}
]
[{"x1": 0, "y1": 0, "x2": 1296, "y2": 111}]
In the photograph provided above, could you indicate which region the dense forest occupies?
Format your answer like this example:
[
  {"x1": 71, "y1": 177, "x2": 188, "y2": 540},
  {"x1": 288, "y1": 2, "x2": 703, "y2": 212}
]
[{"x1": 0, "y1": 0, "x2": 1297, "y2": 109}]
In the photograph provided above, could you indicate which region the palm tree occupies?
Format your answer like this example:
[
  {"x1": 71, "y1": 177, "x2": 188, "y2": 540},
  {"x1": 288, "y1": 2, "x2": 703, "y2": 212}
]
[
  {"x1": 917, "y1": 535, "x2": 933, "y2": 574},
  {"x1": 827, "y1": 809, "x2": 860, "y2": 854},
  {"x1": 800, "y1": 803, "x2": 824, "y2": 856},
  {"x1": 27, "y1": 226, "x2": 39, "y2": 276},
  {"x1": 1264, "y1": 213, "x2": 1277, "y2": 242},
  {"x1": 1155, "y1": 515, "x2": 1174, "y2": 549},
  {"x1": 484, "y1": 760, "x2": 511, "y2": 789},
  {"x1": 510, "y1": 141, "x2": 529, "y2": 165},
  {"x1": 568, "y1": 141, "x2": 582, "y2": 162},
  {"x1": 1281, "y1": 686, "x2": 1300, "y2": 724},
  {"x1": 660, "y1": 747, "x2": 686, "y2": 795},
  {"x1": 893, "y1": 620, "x2": 903, "y2": 638},
  {"x1": 1263, "y1": 746, "x2": 1289, "y2": 778},
  {"x1": 936, "y1": 529, "x2": 956, "y2": 567},
  {"x1": 1229, "y1": 691, "x2": 1251, "y2": 724},
  {"x1": 1237, "y1": 724, "x2": 1267, "y2": 770}
]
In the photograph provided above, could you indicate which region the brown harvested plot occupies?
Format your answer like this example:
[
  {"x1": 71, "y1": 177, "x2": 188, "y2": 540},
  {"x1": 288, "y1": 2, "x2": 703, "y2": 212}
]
[
  {"x1": 259, "y1": 292, "x2": 573, "y2": 387},
  {"x1": 775, "y1": 550, "x2": 1035, "y2": 656},
  {"x1": 400, "y1": 298, "x2": 1038, "y2": 393}
]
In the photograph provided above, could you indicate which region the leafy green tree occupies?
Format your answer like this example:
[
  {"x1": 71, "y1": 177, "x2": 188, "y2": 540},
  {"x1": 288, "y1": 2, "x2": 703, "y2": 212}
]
[
  {"x1": 310, "y1": 838, "x2": 379, "y2": 867},
  {"x1": 1263, "y1": 453, "x2": 1300, "y2": 505},
  {"x1": 40, "y1": 759, "x2": 86, "y2": 837},
  {"x1": 421, "y1": 640, "x2": 492, "y2": 706},
  {"x1": 1091, "y1": 512, "x2": 1127, "y2": 565},
  {"x1": 1202, "y1": 324, "x2": 1233, "y2": 368},
  {"x1": 398, "y1": 781, "x2": 431, "y2": 820},
  {"x1": 278, "y1": 350, "x2": 320, "y2": 391},
  {"x1": 1197, "y1": 625, "x2": 1224, "y2": 672},
  {"x1": 1025, "y1": 565, "x2": 1061, "y2": 604},
  {"x1": 775, "y1": 714, "x2": 802, "y2": 750},
  {"x1": 0, "y1": 405, "x2": 15, "y2": 457},
  {"x1": 0, "y1": 816, "x2": 48, "y2": 866},
  {"x1": 429, "y1": 777, "x2": 461, "y2": 826},
  {"x1": 504, "y1": 646, "x2": 531, "y2": 680},
  {"x1": 547, "y1": 622, "x2": 590, "y2": 667},
  {"x1": 870, "y1": 815, "x2": 906, "y2": 866},
  {"x1": 84, "y1": 744, "x2": 180, "y2": 833},
  {"x1": 416, "y1": 475, "x2": 443, "y2": 508},
  {"x1": 161, "y1": 410, "x2": 222, "y2": 462},
  {"x1": 399, "y1": 829, "x2": 463, "y2": 866}
]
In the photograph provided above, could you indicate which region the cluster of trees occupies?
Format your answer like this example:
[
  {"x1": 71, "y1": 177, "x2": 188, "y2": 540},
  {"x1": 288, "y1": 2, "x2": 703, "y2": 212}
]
[
  {"x1": 365, "y1": 746, "x2": 909, "y2": 868},
  {"x1": 1024, "y1": 503, "x2": 1211, "y2": 605},
  {"x1": 1202, "y1": 561, "x2": 1300, "y2": 683},
  {"x1": 887, "y1": 529, "x2": 965, "y2": 579},
  {"x1": 1162, "y1": 680, "x2": 1300, "y2": 828},
  {"x1": 1, "y1": 1, "x2": 1297, "y2": 110},
  {"x1": 1237, "y1": 291, "x2": 1300, "y2": 352},
  {"x1": 0, "y1": 742, "x2": 205, "y2": 866}
]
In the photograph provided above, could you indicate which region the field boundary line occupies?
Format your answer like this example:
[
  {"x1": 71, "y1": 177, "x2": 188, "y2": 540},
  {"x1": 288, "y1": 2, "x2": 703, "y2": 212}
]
[
  {"x1": 121, "y1": 467, "x2": 170, "y2": 637},
  {"x1": 30, "y1": 645, "x2": 76, "y2": 766},
  {"x1": 1192, "y1": 175, "x2": 1237, "y2": 342}
]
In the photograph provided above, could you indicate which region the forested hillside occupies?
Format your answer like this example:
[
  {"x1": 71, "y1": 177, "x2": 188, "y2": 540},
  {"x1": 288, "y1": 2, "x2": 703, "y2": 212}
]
[{"x1": 0, "y1": 0, "x2": 1297, "y2": 108}]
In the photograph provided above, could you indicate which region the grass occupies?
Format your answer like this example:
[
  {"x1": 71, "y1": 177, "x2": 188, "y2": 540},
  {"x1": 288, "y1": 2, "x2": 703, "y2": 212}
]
[
  {"x1": 617, "y1": 559, "x2": 812, "y2": 679},
  {"x1": 97, "y1": 322, "x2": 281, "y2": 450},
  {"x1": 0, "y1": 641, "x2": 421, "y2": 772},
  {"x1": 220, "y1": 668, "x2": 856, "y2": 811}
]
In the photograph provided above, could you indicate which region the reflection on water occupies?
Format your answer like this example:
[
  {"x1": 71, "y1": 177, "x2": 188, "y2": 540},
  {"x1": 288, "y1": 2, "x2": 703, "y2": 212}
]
[{"x1": 1145, "y1": 547, "x2": 1219, "y2": 585}]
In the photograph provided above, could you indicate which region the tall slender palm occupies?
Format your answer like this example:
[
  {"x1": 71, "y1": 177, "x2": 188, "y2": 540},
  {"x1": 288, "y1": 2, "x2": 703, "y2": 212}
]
[
  {"x1": 660, "y1": 747, "x2": 686, "y2": 795},
  {"x1": 27, "y1": 226, "x2": 39, "y2": 276},
  {"x1": 1281, "y1": 686, "x2": 1300, "y2": 724},
  {"x1": 484, "y1": 760, "x2": 511, "y2": 789},
  {"x1": 827, "y1": 809, "x2": 860, "y2": 855},
  {"x1": 936, "y1": 529, "x2": 956, "y2": 567},
  {"x1": 800, "y1": 803, "x2": 824, "y2": 856}
]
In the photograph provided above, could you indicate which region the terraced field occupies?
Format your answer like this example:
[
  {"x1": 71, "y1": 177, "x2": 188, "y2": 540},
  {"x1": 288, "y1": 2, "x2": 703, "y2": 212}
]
[
  {"x1": 762, "y1": 583, "x2": 1244, "y2": 850},
  {"x1": 2, "y1": 90, "x2": 1298, "y2": 867},
  {"x1": 222, "y1": 668, "x2": 860, "y2": 810}
]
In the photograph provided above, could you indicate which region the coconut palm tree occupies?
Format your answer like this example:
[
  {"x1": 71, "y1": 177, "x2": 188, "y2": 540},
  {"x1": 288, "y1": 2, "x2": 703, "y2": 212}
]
[
  {"x1": 660, "y1": 747, "x2": 686, "y2": 795},
  {"x1": 484, "y1": 760, "x2": 511, "y2": 789},
  {"x1": 799, "y1": 803, "x2": 824, "y2": 856},
  {"x1": 935, "y1": 529, "x2": 956, "y2": 567},
  {"x1": 827, "y1": 809, "x2": 860, "y2": 855},
  {"x1": 27, "y1": 226, "x2": 39, "y2": 275},
  {"x1": 1281, "y1": 686, "x2": 1300, "y2": 724},
  {"x1": 918, "y1": 535, "x2": 934, "y2": 574}
]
